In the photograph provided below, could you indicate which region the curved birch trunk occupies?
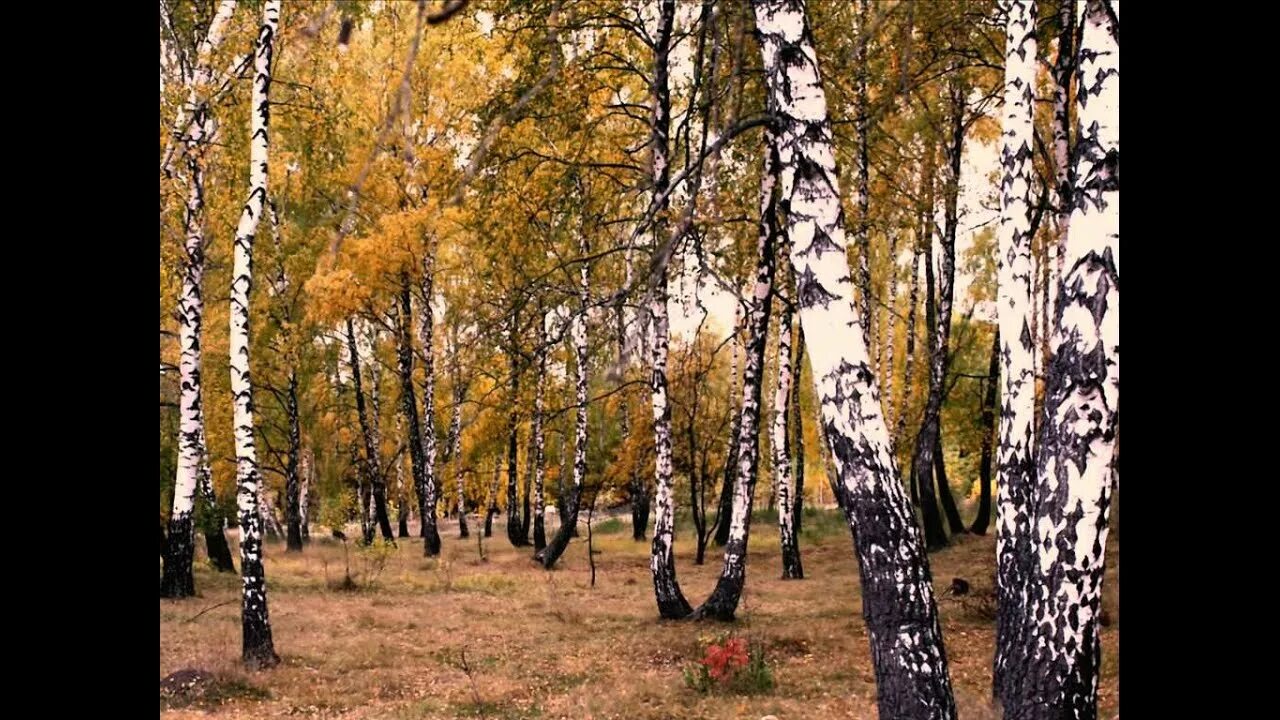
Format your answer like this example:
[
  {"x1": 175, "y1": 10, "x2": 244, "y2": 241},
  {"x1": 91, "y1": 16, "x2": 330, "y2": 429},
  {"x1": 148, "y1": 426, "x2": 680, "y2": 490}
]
[
  {"x1": 992, "y1": 0, "x2": 1041, "y2": 702},
  {"x1": 229, "y1": 0, "x2": 280, "y2": 668},
  {"x1": 417, "y1": 252, "x2": 442, "y2": 551},
  {"x1": 751, "y1": 1, "x2": 956, "y2": 715},
  {"x1": 692, "y1": 129, "x2": 778, "y2": 621},
  {"x1": 160, "y1": 0, "x2": 237, "y2": 600},
  {"x1": 772, "y1": 255, "x2": 802, "y2": 579},
  {"x1": 1007, "y1": 4, "x2": 1119, "y2": 717}
]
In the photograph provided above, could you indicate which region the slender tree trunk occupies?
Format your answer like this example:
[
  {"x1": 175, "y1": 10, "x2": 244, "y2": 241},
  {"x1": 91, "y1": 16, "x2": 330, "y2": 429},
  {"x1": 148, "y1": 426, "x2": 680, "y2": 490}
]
[
  {"x1": 714, "y1": 303, "x2": 743, "y2": 546},
  {"x1": 484, "y1": 458, "x2": 498, "y2": 538},
  {"x1": 538, "y1": 231, "x2": 590, "y2": 569},
  {"x1": 791, "y1": 325, "x2": 806, "y2": 534},
  {"x1": 285, "y1": 370, "x2": 304, "y2": 551},
  {"x1": 935, "y1": 431, "x2": 965, "y2": 535},
  {"x1": 367, "y1": 346, "x2": 392, "y2": 540},
  {"x1": 969, "y1": 329, "x2": 999, "y2": 535},
  {"x1": 161, "y1": 0, "x2": 237, "y2": 600},
  {"x1": 555, "y1": 427, "x2": 575, "y2": 537},
  {"x1": 396, "y1": 277, "x2": 441, "y2": 555},
  {"x1": 692, "y1": 129, "x2": 778, "y2": 621},
  {"x1": 197, "y1": 424, "x2": 237, "y2": 572},
  {"x1": 752, "y1": 2, "x2": 956, "y2": 715},
  {"x1": 882, "y1": 231, "x2": 899, "y2": 421},
  {"x1": 1050, "y1": 0, "x2": 1076, "y2": 324},
  {"x1": 1008, "y1": 4, "x2": 1119, "y2": 717},
  {"x1": 506, "y1": 338, "x2": 526, "y2": 547},
  {"x1": 993, "y1": 0, "x2": 1043, "y2": 703},
  {"x1": 912, "y1": 206, "x2": 948, "y2": 549},
  {"x1": 644, "y1": 4, "x2": 687, "y2": 610},
  {"x1": 532, "y1": 311, "x2": 548, "y2": 551},
  {"x1": 773, "y1": 253, "x2": 802, "y2": 580},
  {"x1": 346, "y1": 319, "x2": 393, "y2": 542},
  {"x1": 855, "y1": 0, "x2": 873, "y2": 358},
  {"x1": 896, "y1": 242, "x2": 922, "y2": 448},
  {"x1": 916, "y1": 80, "x2": 964, "y2": 550},
  {"x1": 299, "y1": 448, "x2": 311, "y2": 542},
  {"x1": 418, "y1": 250, "x2": 442, "y2": 543},
  {"x1": 451, "y1": 373, "x2": 469, "y2": 539},
  {"x1": 396, "y1": 413, "x2": 411, "y2": 538},
  {"x1": 229, "y1": 1, "x2": 281, "y2": 668}
]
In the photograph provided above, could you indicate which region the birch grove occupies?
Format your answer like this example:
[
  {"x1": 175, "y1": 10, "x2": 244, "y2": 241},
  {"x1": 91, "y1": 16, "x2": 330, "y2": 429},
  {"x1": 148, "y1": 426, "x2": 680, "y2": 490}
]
[{"x1": 159, "y1": 1, "x2": 1119, "y2": 709}]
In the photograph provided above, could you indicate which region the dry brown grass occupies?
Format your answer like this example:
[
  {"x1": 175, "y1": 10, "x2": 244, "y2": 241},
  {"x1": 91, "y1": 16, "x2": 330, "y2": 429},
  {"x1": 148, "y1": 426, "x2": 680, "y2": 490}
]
[{"x1": 160, "y1": 512, "x2": 1119, "y2": 719}]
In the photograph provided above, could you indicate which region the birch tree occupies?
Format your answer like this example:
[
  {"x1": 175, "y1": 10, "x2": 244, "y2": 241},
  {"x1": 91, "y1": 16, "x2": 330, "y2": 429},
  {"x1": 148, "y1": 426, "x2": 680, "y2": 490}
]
[
  {"x1": 992, "y1": 0, "x2": 1040, "y2": 702},
  {"x1": 772, "y1": 251, "x2": 802, "y2": 579},
  {"x1": 751, "y1": 0, "x2": 955, "y2": 714},
  {"x1": 417, "y1": 251, "x2": 444, "y2": 552},
  {"x1": 160, "y1": 0, "x2": 238, "y2": 600},
  {"x1": 1007, "y1": 3, "x2": 1119, "y2": 716},
  {"x1": 229, "y1": 0, "x2": 281, "y2": 668},
  {"x1": 692, "y1": 130, "x2": 778, "y2": 621}
]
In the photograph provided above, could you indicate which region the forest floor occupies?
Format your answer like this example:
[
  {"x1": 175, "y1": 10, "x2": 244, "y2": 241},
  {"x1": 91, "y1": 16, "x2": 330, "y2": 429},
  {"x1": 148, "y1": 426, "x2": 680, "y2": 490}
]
[{"x1": 160, "y1": 509, "x2": 1119, "y2": 719}]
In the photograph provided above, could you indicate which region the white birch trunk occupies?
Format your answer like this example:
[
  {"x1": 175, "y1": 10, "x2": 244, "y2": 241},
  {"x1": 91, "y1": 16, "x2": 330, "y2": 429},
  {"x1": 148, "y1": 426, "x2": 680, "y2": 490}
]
[
  {"x1": 1010, "y1": 4, "x2": 1119, "y2": 717},
  {"x1": 992, "y1": 0, "x2": 1041, "y2": 702},
  {"x1": 160, "y1": 0, "x2": 238, "y2": 600},
  {"x1": 772, "y1": 255, "x2": 802, "y2": 579},
  {"x1": 229, "y1": 0, "x2": 280, "y2": 668},
  {"x1": 751, "y1": 1, "x2": 955, "y2": 715}
]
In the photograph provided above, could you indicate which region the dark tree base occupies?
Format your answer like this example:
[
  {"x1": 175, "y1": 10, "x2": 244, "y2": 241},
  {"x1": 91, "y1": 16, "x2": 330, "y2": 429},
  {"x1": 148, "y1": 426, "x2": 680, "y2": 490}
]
[
  {"x1": 242, "y1": 638, "x2": 280, "y2": 670},
  {"x1": 423, "y1": 525, "x2": 442, "y2": 556},
  {"x1": 459, "y1": 516, "x2": 470, "y2": 539},
  {"x1": 286, "y1": 522, "x2": 304, "y2": 552},
  {"x1": 780, "y1": 548, "x2": 804, "y2": 580},
  {"x1": 691, "y1": 575, "x2": 745, "y2": 622},
  {"x1": 160, "y1": 515, "x2": 196, "y2": 598},
  {"x1": 536, "y1": 516, "x2": 577, "y2": 569},
  {"x1": 205, "y1": 528, "x2": 237, "y2": 572}
]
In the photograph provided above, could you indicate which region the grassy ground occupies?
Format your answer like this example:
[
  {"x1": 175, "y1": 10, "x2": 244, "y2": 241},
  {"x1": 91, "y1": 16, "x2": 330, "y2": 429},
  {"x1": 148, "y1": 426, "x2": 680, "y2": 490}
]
[{"x1": 160, "y1": 509, "x2": 1119, "y2": 719}]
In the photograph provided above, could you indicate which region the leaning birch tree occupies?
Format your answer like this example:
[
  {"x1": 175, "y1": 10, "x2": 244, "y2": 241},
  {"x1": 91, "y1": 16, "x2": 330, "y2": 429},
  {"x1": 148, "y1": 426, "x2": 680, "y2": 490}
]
[{"x1": 750, "y1": 0, "x2": 956, "y2": 715}]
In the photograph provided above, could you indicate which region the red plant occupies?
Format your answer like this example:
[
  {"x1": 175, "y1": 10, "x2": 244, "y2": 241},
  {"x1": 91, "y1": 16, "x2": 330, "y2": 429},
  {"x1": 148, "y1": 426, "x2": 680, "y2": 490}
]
[{"x1": 702, "y1": 637, "x2": 749, "y2": 680}]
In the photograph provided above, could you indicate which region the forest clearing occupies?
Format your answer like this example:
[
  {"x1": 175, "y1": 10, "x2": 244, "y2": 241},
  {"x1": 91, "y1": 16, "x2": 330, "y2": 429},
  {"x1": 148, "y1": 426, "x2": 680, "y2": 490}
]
[
  {"x1": 160, "y1": 511, "x2": 1119, "y2": 719},
  {"x1": 161, "y1": 0, "x2": 1119, "y2": 717}
]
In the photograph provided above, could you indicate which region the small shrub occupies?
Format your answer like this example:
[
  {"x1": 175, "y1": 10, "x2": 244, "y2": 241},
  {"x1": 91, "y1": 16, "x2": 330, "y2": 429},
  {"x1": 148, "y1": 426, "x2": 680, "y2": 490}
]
[{"x1": 682, "y1": 634, "x2": 773, "y2": 695}]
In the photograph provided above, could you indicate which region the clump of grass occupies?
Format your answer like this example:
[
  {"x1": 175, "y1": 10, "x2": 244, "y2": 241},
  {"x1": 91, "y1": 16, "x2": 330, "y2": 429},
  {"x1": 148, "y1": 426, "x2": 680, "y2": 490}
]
[
  {"x1": 453, "y1": 574, "x2": 518, "y2": 596},
  {"x1": 159, "y1": 668, "x2": 270, "y2": 711}
]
